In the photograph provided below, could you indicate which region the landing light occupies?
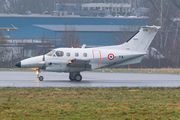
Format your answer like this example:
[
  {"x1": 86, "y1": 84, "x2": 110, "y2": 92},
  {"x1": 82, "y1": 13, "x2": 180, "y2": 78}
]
[
  {"x1": 68, "y1": 60, "x2": 72, "y2": 63},
  {"x1": 28, "y1": 68, "x2": 38, "y2": 70}
]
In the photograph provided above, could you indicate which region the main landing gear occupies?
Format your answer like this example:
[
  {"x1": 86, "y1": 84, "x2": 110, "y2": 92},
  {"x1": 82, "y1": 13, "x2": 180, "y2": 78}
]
[
  {"x1": 36, "y1": 69, "x2": 44, "y2": 81},
  {"x1": 35, "y1": 69, "x2": 82, "y2": 82},
  {"x1": 69, "y1": 72, "x2": 82, "y2": 82}
]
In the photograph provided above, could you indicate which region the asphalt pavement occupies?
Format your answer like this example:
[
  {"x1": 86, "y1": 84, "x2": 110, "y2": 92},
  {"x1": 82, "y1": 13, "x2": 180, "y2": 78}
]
[{"x1": 0, "y1": 71, "x2": 179, "y2": 87}]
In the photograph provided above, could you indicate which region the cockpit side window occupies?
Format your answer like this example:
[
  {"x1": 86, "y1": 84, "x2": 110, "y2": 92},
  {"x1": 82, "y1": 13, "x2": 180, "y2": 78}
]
[
  {"x1": 46, "y1": 50, "x2": 55, "y2": 56},
  {"x1": 56, "y1": 51, "x2": 64, "y2": 57}
]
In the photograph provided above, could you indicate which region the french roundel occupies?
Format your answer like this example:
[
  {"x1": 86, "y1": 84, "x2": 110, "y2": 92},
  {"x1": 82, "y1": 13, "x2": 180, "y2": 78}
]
[{"x1": 108, "y1": 53, "x2": 115, "y2": 60}]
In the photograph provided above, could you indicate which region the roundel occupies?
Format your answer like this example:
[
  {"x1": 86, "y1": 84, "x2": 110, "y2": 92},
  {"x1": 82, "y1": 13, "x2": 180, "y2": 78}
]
[{"x1": 108, "y1": 53, "x2": 115, "y2": 60}]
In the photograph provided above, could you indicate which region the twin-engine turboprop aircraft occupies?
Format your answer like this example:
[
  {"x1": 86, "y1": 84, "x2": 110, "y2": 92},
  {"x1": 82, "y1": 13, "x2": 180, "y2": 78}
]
[{"x1": 15, "y1": 26, "x2": 160, "y2": 82}]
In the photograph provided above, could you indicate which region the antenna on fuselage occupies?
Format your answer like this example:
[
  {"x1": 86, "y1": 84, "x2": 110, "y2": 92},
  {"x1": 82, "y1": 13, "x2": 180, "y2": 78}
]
[{"x1": 81, "y1": 44, "x2": 86, "y2": 49}]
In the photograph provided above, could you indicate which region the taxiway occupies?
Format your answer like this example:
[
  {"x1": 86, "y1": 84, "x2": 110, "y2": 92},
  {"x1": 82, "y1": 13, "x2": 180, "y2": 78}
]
[{"x1": 0, "y1": 71, "x2": 180, "y2": 87}]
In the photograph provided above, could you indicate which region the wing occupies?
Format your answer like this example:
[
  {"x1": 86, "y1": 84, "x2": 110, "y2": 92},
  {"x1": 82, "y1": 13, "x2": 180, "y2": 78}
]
[{"x1": 67, "y1": 59, "x2": 91, "y2": 68}]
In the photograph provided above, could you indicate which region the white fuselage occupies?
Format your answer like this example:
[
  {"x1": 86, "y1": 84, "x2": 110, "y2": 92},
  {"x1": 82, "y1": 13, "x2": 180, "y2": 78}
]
[{"x1": 20, "y1": 47, "x2": 145, "y2": 72}]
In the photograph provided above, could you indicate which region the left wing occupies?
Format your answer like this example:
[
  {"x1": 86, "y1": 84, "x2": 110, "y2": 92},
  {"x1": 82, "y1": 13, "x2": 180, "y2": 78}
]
[{"x1": 67, "y1": 59, "x2": 91, "y2": 68}]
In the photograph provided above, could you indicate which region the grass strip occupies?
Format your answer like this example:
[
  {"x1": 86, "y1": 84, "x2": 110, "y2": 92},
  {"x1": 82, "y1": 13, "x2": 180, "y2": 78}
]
[
  {"x1": 0, "y1": 68, "x2": 34, "y2": 71},
  {"x1": 0, "y1": 87, "x2": 180, "y2": 119},
  {"x1": 93, "y1": 68, "x2": 180, "y2": 74}
]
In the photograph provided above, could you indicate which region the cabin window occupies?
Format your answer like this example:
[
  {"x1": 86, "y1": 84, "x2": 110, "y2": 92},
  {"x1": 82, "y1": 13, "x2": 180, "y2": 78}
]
[
  {"x1": 46, "y1": 50, "x2": 55, "y2": 56},
  {"x1": 83, "y1": 53, "x2": 87, "y2": 57},
  {"x1": 75, "y1": 53, "x2": 79, "y2": 57},
  {"x1": 56, "y1": 51, "x2": 64, "y2": 57},
  {"x1": 66, "y1": 52, "x2": 70, "y2": 57}
]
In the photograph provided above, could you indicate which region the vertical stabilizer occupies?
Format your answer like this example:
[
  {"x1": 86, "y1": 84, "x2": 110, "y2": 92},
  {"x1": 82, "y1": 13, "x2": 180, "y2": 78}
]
[{"x1": 121, "y1": 26, "x2": 161, "y2": 52}]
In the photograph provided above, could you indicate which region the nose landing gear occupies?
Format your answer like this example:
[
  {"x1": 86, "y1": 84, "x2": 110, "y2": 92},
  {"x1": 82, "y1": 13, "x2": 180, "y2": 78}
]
[
  {"x1": 38, "y1": 76, "x2": 44, "y2": 81},
  {"x1": 36, "y1": 69, "x2": 44, "y2": 81},
  {"x1": 69, "y1": 72, "x2": 82, "y2": 82}
]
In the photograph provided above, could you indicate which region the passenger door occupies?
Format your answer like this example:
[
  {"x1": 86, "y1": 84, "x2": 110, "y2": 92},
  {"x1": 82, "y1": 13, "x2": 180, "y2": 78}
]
[{"x1": 92, "y1": 50, "x2": 101, "y2": 69}]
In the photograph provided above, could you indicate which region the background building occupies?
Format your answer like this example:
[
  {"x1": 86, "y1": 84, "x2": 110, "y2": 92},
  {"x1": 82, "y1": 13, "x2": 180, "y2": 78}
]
[
  {"x1": 0, "y1": 15, "x2": 149, "y2": 47},
  {"x1": 55, "y1": 3, "x2": 131, "y2": 17},
  {"x1": 0, "y1": 2, "x2": 152, "y2": 68}
]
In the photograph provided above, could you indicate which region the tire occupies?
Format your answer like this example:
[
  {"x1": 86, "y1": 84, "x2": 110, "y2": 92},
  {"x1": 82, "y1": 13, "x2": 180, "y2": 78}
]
[
  {"x1": 38, "y1": 76, "x2": 44, "y2": 81},
  {"x1": 69, "y1": 76, "x2": 75, "y2": 81},
  {"x1": 75, "y1": 74, "x2": 82, "y2": 82}
]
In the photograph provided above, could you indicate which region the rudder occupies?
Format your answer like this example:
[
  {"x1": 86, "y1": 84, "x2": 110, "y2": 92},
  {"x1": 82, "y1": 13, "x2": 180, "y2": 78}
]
[{"x1": 121, "y1": 26, "x2": 161, "y2": 52}]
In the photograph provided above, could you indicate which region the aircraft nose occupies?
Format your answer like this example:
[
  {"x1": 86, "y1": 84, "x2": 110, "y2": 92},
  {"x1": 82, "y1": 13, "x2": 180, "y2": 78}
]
[{"x1": 15, "y1": 62, "x2": 21, "y2": 68}]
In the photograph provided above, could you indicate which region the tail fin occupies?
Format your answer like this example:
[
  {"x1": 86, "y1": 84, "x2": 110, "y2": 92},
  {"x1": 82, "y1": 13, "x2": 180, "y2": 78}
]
[{"x1": 121, "y1": 26, "x2": 161, "y2": 52}]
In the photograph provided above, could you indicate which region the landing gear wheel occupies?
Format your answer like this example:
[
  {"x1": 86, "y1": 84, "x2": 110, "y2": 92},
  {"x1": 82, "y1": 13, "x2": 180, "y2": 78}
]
[
  {"x1": 38, "y1": 76, "x2": 44, "y2": 81},
  {"x1": 69, "y1": 76, "x2": 75, "y2": 81},
  {"x1": 75, "y1": 74, "x2": 82, "y2": 82},
  {"x1": 69, "y1": 72, "x2": 82, "y2": 82}
]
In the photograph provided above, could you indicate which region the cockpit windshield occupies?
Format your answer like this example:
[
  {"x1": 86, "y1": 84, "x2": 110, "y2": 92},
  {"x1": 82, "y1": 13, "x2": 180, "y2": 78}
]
[
  {"x1": 46, "y1": 50, "x2": 55, "y2": 56},
  {"x1": 55, "y1": 51, "x2": 64, "y2": 57},
  {"x1": 46, "y1": 50, "x2": 64, "y2": 57}
]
